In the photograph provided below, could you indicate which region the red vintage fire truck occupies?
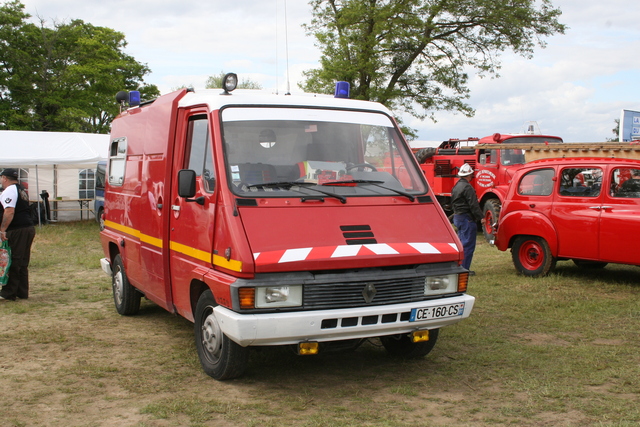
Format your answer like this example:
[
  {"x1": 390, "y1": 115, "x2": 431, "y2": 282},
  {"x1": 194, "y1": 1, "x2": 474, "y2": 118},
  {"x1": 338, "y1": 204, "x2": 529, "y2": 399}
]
[
  {"x1": 414, "y1": 132, "x2": 564, "y2": 241},
  {"x1": 99, "y1": 75, "x2": 475, "y2": 380}
]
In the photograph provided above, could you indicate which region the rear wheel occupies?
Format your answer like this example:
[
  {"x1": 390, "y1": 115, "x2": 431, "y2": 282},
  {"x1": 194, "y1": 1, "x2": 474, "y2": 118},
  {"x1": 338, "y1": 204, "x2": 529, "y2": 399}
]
[
  {"x1": 482, "y1": 199, "x2": 501, "y2": 242},
  {"x1": 111, "y1": 254, "x2": 141, "y2": 315},
  {"x1": 195, "y1": 290, "x2": 249, "y2": 380},
  {"x1": 380, "y1": 329, "x2": 439, "y2": 358},
  {"x1": 512, "y1": 236, "x2": 556, "y2": 277},
  {"x1": 573, "y1": 259, "x2": 608, "y2": 269}
]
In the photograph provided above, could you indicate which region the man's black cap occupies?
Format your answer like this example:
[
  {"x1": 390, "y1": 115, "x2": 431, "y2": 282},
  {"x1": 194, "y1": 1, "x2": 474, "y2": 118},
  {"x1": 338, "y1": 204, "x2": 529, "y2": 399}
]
[{"x1": 0, "y1": 168, "x2": 19, "y2": 179}]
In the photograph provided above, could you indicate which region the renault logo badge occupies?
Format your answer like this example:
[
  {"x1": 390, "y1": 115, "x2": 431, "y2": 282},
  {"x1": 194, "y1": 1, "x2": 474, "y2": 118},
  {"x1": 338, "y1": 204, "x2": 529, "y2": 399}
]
[{"x1": 362, "y1": 283, "x2": 377, "y2": 303}]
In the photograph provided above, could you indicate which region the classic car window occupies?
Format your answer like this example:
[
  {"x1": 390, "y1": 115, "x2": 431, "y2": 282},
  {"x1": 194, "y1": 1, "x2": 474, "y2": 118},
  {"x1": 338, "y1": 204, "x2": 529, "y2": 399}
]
[
  {"x1": 559, "y1": 167, "x2": 602, "y2": 197},
  {"x1": 518, "y1": 168, "x2": 554, "y2": 196},
  {"x1": 612, "y1": 168, "x2": 640, "y2": 198}
]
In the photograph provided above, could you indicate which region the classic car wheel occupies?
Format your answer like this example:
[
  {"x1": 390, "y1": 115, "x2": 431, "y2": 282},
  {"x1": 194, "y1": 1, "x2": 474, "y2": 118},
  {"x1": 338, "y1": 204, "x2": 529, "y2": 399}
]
[
  {"x1": 512, "y1": 236, "x2": 556, "y2": 277},
  {"x1": 573, "y1": 259, "x2": 608, "y2": 269},
  {"x1": 194, "y1": 290, "x2": 249, "y2": 380},
  {"x1": 380, "y1": 329, "x2": 439, "y2": 358},
  {"x1": 482, "y1": 199, "x2": 501, "y2": 243}
]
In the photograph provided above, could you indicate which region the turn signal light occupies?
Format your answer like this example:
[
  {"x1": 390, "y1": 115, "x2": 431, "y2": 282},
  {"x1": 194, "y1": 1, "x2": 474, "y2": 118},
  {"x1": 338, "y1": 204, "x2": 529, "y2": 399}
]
[
  {"x1": 458, "y1": 273, "x2": 469, "y2": 293},
  {"x1": 412, "y1": 330, "x2": 430, "y2": 343},
  {"x1": 238, "y1": 288, "x2": 255, "y2": 309},
  {"x1": 298, "y1": 342, "x2": 319, "y2": 355}
]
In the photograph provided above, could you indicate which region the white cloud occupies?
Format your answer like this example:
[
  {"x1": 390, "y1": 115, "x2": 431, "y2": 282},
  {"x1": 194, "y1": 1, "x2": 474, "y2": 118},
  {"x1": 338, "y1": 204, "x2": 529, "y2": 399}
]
[{"x1": 16, "y1": 0, "x2": 640, "y2": 142}]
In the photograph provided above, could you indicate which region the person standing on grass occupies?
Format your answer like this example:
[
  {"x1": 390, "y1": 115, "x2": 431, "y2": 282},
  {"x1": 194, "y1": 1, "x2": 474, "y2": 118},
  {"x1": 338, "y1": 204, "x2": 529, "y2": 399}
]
[
  {"x1": 0, "y1": 169, "x2": 35, "y2": 301},
  {"x1": 451, "y1": 163, "x2": 484, "y2": 275}
]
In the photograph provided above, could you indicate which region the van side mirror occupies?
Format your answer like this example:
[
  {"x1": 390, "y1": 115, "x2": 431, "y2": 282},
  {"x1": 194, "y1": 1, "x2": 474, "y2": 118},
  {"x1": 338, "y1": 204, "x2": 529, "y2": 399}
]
[
  {"x1": 178, "y1": 169, "x2": 205, "y2": 205},
  {"x1": 178, "y1": 169, "x2": 196, "y2": 198}
]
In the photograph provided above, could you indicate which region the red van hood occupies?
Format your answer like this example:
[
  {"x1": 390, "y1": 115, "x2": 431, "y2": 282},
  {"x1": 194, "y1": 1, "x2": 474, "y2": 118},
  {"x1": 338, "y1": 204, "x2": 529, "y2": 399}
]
[{"x1": 238, "y1": 204, "x2": 461, "y2": 273}]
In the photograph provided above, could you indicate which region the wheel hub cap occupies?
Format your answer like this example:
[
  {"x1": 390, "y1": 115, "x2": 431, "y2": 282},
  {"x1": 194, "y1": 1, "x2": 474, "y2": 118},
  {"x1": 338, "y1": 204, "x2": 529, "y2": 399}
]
[{"x1": 202, "y1": 311, "x2": 222, "y2": 358}]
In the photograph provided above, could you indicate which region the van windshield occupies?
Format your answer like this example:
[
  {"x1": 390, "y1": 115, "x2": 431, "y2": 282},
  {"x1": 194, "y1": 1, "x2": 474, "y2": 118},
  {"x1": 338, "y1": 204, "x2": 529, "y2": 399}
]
[{"x1": 221, "y1": 107, "x2": 427, "y2": 198}]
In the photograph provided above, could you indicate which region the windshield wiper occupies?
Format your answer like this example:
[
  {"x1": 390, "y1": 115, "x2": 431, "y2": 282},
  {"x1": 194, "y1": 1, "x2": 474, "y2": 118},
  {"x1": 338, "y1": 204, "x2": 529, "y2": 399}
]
[
  {"x1": 322, "y1": 179, "x2": 415, "y2": 202},
  {"x1": 246, "y1": 181, "x2": 347, "y2": 204}
]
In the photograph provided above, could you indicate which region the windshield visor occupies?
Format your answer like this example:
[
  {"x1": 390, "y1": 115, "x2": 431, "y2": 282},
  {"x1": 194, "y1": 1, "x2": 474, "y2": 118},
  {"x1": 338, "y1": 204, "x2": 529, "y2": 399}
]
[{"x1": 221, "y1": 107, "x2": 427, "y2": 197}]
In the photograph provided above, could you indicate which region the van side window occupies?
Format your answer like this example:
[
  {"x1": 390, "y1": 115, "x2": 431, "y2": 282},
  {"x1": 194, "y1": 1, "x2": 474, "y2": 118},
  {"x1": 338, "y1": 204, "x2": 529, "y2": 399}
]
[
  {"x1": 185, "y1": 116, "x2": 215, "y2": 192},
  {"x1": 559, "y1": 167, "x2": 602, "y2": 197},
  {"x1": 612, "y1": 168, "x2": 640, "y2": 198},
  {"x1": 108, "y1": 137, "x2": 127, "y2": 186},
  {"x1": 518, "y1": 168, "x2": 554, "y2": 196}
]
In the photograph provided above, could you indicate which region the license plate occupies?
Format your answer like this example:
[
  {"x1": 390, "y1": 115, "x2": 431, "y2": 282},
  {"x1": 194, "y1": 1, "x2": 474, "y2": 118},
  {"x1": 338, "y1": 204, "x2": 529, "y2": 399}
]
[{"x1": 410, "y1": 303, "x2": 465, "y2": 322}]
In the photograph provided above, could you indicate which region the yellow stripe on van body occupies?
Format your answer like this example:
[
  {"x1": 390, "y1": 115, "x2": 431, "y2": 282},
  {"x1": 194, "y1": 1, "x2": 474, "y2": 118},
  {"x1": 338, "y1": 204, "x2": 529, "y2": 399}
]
[
  {"x1": 105, "y1": 220, "x2": 163, "y2": 249},
  {"x1": 105, "y1": 220, "x2": 243, "y2": 272},
  {"x1": 213, "y1": 254, "x2": 243, "y2": 272}
]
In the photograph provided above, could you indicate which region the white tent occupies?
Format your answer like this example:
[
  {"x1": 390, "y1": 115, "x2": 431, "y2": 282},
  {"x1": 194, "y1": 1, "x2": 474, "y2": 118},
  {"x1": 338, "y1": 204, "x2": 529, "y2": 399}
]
[{"x1": 0, "y1": 130, "x2": 110, "y2": 222}]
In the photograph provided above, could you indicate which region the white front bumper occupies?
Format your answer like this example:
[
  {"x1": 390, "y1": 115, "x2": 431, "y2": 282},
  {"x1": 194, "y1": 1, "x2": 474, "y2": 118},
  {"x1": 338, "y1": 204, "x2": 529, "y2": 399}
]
[
  {"x1": 214, "y1": 294, "x2": 475, "y2": 347},
  {"x1": 100, "y1": 258, "x2": 112, "y2": 276}
]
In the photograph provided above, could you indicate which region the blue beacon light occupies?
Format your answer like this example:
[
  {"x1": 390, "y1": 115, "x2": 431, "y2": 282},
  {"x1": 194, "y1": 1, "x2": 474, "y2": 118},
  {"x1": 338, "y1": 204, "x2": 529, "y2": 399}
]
[{"x1": 334, "y1": 81, "x2": 350, "y2": 99}]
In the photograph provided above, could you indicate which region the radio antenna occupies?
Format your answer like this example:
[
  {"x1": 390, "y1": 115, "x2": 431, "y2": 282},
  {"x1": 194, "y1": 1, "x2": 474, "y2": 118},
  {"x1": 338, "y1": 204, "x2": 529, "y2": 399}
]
[
  {"x1": 284, "y1": 0, "x2": 291, "y2": 95},
  {"x1": 275, "y1": 0, "x2": 279, "y2": 95}
]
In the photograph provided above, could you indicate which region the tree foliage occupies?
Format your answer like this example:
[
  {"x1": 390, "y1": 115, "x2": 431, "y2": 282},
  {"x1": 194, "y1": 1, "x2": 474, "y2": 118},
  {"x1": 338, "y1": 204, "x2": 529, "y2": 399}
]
[
  {"x1": 301, "y1": 0, "x2": 566, "y2": 133},
  {"x1": 0, "y1": 0, "x2": 159, "y2": 133}
]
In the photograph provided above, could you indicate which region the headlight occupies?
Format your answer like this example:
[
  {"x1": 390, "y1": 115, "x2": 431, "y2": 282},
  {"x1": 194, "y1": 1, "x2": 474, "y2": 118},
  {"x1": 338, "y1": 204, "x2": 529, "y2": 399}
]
[
  {"x1": 424, "y1": 274, "x2": 458, "y2": 296},
  {"x1": 255, "y1": 286, "x2": 303, "y2": 308}
]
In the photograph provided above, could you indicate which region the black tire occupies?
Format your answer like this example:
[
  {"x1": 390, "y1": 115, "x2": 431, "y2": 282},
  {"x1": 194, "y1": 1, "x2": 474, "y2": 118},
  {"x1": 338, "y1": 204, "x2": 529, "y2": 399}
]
[
  {"x1": 573, "y1": 259, "x2": 608, "y2": 269},
  {"x1": 111, "y1": 254, "x2": 141, "y2": 315},
  {"x1": 194, "y1": 290, "x2": 249, "y2": 380},
  {"x1": 380, "y1": 329, "x2": 439, "y2": 358},
  {"x1": 414, "y1": 147, "x2": 437, "y2": 164},
  {"x1": 512, "y1": 236, "x2": 556, "y2": 277},
  {"x1": 482, "y1": 199, "x2": 501, "y2": 243}
]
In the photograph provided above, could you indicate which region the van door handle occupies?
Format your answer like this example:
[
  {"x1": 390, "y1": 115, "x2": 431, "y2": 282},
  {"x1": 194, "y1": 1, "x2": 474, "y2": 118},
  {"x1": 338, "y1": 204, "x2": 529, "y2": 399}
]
[
  {"x1": 588, "y1": 206, "x2": 601, "y2": 210},
  {"x1": 171, "y1": 205, "x2": 180, "y2": 212},
  {"x1": 601, "y1": 206, "x2": 613, "y2": 210}
]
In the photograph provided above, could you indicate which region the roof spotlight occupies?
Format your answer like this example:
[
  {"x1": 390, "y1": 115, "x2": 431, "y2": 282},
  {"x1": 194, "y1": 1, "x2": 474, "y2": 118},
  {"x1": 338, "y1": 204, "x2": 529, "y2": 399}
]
[{"x1": 222, "y1": 73, "x2": 238, "y2": 95}]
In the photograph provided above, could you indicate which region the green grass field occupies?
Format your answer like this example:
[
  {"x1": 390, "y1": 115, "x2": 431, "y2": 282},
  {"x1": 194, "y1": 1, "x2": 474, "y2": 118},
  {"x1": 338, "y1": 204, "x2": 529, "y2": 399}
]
[{"x1": 0, "y1": 221, "x2": 638, "y2": 426}]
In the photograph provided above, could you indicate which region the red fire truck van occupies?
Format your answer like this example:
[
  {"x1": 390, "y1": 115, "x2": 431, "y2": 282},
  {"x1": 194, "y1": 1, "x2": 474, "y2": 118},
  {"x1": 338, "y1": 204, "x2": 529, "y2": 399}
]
[{"x1": 99, "y1": 75, "x2": 475, "y2": 380}]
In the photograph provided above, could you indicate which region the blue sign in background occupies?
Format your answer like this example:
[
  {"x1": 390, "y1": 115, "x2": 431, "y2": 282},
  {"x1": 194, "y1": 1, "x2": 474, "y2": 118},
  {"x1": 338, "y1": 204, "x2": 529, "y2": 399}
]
[{"x1": 620, "y1": 109, "x2": 640, "y2": 141}]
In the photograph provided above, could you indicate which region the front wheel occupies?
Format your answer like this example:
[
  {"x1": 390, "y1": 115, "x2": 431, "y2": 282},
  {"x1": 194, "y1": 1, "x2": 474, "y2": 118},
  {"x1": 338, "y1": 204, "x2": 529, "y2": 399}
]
[
  {"x1": 111, "y1": 254, "x2": 141, "y2": 315},
  {"x1": 512, "y1": 236, "x2": 556, "y2": 277},
  {"x1": 482, "y1": 199, "x2": 501, "y2": 243},
  {"x1": 380, "y1": 329, "x2": 439, "y2": 358},
  {"x1": 194, "y1": 290, "x2": 249, "y2": 380}
]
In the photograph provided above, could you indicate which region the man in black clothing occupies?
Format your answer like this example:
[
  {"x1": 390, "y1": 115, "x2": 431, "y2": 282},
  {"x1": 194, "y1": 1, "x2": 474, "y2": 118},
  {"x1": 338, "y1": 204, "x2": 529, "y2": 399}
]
[
  {"x1": 0, "y1": 169, "x2": 36, "y2": 301},
  {"x1": 451, "y1": 163, "x2": 484, "y2": 274}
]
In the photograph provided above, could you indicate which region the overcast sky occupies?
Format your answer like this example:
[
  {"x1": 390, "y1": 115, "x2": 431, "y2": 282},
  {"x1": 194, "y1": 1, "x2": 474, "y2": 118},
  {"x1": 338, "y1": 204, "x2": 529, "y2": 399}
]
[{"x1": 17, "y1": 0, "x2": 640, "y2": 142}]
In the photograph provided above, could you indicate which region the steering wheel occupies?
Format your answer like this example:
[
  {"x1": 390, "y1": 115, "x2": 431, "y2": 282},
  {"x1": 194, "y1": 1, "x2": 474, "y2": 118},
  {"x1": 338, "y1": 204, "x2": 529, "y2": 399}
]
[{"x1": 346, "y1": 163, "x2": 378, "y2": 172}]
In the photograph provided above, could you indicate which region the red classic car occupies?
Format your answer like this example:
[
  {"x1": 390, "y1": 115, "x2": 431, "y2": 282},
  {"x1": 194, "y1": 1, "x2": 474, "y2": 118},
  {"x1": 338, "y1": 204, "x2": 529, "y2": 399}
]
[{"x1": 494, "y1": 157, "x2": 640, "y2": 276}]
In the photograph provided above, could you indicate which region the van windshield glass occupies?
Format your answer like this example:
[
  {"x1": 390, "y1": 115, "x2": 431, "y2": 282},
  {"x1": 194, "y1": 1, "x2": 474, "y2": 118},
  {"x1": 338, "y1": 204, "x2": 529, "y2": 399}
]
[{"x1": 221, "y1": 107, "x2": 427, "y2": 198}]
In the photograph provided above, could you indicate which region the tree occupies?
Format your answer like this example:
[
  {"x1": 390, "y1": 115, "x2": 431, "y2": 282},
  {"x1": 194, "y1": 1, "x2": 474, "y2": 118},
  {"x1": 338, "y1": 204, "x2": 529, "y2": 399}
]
[
  {"x1": 607, "y1": 119, "x2": 620, "y2": 142},
  {"x1": 301, "y1": 0, "x2": 566, "y2": 136},
  {"x1": 205, "y1": 72, "x2": 262, "y2": 90},
  {"x1": 0, "y1": 0, "x2": 159, "y2": 133}
]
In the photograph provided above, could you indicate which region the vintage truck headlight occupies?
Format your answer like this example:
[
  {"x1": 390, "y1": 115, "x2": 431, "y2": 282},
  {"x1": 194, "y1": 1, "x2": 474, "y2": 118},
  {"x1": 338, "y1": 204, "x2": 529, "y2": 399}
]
[
  {"x1": 424, "y1": 274, "x2": 459, "y2": 296},
  {"x1": 255, "y1": 286, "x2": 303, "y2": 308}
]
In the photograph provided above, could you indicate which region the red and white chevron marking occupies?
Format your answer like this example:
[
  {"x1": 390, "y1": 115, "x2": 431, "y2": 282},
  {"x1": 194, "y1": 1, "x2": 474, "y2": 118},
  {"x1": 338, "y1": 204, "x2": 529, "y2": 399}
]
[{"x1": 253, "y1": 242, "x2": 459, "y2": 265}]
